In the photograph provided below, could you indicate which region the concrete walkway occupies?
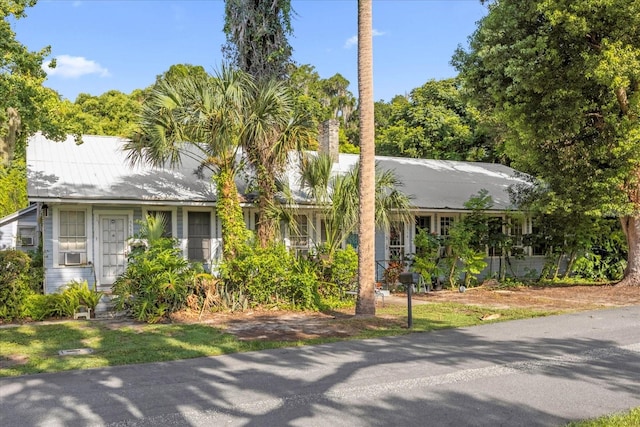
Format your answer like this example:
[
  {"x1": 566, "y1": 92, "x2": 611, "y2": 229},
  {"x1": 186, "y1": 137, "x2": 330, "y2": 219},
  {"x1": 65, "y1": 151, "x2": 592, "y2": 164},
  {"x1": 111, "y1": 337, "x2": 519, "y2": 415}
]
[{"x1": 2, "y1": 306, "x2": 639, "y2": 426}]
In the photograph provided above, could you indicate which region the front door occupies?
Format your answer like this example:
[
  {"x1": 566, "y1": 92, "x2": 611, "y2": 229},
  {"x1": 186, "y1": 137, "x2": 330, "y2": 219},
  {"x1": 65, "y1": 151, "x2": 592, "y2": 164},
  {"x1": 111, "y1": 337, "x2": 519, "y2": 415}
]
[{"x1": 100, "y1": 215, "x2": 128, "y2": 285}]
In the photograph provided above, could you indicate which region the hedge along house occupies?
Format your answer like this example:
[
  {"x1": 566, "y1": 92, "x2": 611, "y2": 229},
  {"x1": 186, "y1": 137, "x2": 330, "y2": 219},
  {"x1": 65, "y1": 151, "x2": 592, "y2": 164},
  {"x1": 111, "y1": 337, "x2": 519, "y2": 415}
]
[{"x1": 26, "y1": 129, "x2": 539, "y2": 295}]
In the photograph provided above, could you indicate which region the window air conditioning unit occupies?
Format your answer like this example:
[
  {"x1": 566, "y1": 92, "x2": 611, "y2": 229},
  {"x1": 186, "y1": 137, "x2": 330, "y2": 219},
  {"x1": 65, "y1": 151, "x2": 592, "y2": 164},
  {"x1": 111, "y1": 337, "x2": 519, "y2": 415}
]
[
  {"x1": 20, "y1": 236, "x2": 34, "y2": 246},
  {"x1": 64, "y1": 252, "x2": 82, "y2": 266}
]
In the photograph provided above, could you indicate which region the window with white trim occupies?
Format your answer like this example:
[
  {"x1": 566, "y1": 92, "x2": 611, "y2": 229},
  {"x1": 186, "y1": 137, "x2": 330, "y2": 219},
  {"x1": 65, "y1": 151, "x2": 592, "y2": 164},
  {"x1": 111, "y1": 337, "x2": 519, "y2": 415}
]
[
  {"x1": 389, "y1": 221, "x2": 405, "y2": 260},
  {"x1": 59, "y1": 210, "x2": 87, "y2": 265},
  {"x1": 290, "y1": 214, "x2": 309, "y2": 256},
  {"x1": 415, "y1": 216, "x2": 431, "y2": 234},
  {"x1": 439, "y1": 216, "x2": 454, "y2": 236},
  {"x1": 187, "y1": 211, "x2": 211, "y2": 262},
  {"x1": 510, "y1": 217, "x2": 524, "y2": 255}
]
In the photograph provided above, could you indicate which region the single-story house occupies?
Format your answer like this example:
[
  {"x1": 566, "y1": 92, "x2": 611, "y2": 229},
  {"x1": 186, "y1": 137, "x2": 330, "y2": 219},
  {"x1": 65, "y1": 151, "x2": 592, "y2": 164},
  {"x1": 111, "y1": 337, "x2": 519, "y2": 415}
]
[{"x1": 25, "y1": 127, "x2": 544, "y2": 295}]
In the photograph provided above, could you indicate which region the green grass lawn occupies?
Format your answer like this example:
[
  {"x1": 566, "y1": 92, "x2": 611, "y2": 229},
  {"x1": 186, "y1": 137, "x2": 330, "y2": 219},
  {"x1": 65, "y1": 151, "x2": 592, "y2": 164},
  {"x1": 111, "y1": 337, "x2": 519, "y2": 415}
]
[
  {"x1": 566, "y1": 407, "x2": 640, "y2": 426},
  {"x1": 0, "y1": 302, "x2": 558, "y2": 377}
]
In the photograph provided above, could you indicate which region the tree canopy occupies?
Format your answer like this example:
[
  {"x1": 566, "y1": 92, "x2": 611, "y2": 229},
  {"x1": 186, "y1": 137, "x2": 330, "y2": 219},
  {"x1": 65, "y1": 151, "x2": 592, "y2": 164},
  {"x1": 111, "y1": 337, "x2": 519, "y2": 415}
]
[
  {"x1": 375, "y1": 79, "x2": 498, "y2": 161},
  {"x1": 0, "y1": 0, "x2": 67, "y2": 166},
  {"x1": 453, "y1": 0, "x2": 640, "y2": 283}
]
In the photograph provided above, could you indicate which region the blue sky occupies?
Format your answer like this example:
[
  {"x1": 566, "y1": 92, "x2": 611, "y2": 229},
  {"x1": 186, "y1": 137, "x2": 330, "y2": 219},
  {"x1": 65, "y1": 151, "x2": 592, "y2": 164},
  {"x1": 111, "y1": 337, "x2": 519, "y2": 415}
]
[{"x1": 13, "y1": 0, "x2": 487, "y2": 103}]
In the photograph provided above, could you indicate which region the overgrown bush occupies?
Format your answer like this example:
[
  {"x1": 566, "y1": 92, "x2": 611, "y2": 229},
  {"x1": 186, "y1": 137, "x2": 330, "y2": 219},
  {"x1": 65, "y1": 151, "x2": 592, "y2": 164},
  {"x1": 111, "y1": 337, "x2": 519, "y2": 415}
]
[
  {"x1": 0, "y1": 250, "x2": 34, "y2": 321},
  {"x1": 219, "y1": 243, "x2": 320, "y2": 310},
  {"x1": 112, "y1": 237, "x2": 200, "y2": 323},
  {"x1": 324, "y1": 246, "x2": 358, "y2": 293}
]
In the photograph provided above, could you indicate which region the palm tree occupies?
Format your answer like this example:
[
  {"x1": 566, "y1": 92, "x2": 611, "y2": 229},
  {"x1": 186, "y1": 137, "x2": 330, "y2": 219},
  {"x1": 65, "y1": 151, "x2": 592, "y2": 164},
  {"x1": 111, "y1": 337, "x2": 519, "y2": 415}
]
[
  {"x1": 125, "y1": 67, "x2": 251, "y2": 259},
  {"x1": 356, "y1": 0, "x2": 376, "y2": 316},
  {"x1": 298, "y1": 152, "x2": 412, "y2": 260},
  {"x1": 239, "y1": 78, "x2": 316, "y2": 247}
]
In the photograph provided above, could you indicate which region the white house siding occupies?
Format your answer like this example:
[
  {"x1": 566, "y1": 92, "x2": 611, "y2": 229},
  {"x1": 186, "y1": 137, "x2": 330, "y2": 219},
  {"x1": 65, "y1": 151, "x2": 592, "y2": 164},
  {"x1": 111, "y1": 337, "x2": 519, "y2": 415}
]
[
  {"x1": 0, "y1": 221, "x2": 17, "y2": 250},
  {"x1": 0, "y1": 206, "x2": 39, "y2": 251}
]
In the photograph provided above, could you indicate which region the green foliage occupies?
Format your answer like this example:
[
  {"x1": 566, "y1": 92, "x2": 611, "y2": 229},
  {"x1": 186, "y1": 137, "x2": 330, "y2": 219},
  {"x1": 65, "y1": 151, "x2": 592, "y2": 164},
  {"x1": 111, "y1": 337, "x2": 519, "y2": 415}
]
[
  {"x1": 0, "y1": 249, "x2": 33, "y2": 320},
  {"x1": 374, "y1": 78, "x2": 500, "y2": 161},
  {"x1": 410, "y1": 228, "x2": 446, "y2": 284},
  {"x1": 21, "y1": 293, "x2": 52, "y2": 321},
  {"x1": 571, "y1": 219, "x2": 627, "y2": 281},
  {"x1": 60, "y1": 90, "x2": 142, "y2": 137},
  {"x1": 440, "y1": 192, "x2": 492, "y2": 287},
  {"x1": 112, "y1": 237, "x2": 197, "y2": 323},
  {"x1": 287, "y1": 64, "x2": 358, "y2": 148},
  {"x1": 0, "y1": 159, "x2": 27, "y2": 217},
  {"x1": 62, "y1": 280, "x2": 103, "y2": 311},
  {"x1": 453, "y1": 0, "x2": 640, "y2": 276},
  {"x1": 219, "y1": 243, "x2": 320, "y2": 310},
  {"x1": 296, "y1": 153, "x2": 412, "y2": 259},
  {"x1": 1, "y1": 0, "x2": 69, "y2": 165},
  {"x1": 313, "y1": 245, "x2": 358, "y2": 303}
]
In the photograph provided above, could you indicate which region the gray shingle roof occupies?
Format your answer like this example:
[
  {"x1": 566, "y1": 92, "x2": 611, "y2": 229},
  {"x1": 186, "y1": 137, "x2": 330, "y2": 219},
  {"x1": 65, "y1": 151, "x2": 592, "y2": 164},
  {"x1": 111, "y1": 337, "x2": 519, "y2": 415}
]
[{"x1": 27, "y1": 133, "x2": 528, "y2": 210}]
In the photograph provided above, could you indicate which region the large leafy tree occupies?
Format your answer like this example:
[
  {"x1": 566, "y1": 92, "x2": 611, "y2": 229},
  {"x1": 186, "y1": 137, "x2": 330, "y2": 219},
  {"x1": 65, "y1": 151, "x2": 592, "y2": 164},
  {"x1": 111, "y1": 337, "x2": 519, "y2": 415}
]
[
  {"x1": 223, "y1": 0, "x2": 294, "y2": 81},
  {"x1": 356, "y1": 0, "x2": 376, "y2": 316},
  {"x1": 59, "y1": 90, "x2": 142, "y2": 137},
  {"x1": 288, "y1": 64, "x2": 359, "y2": 151},
  {"x1": 453, "y1": 0, "x2": 640, "y2": 285},
  {"x1": 375, "y1": 78, "x2": 500, "y2": 162},
  {"x1": 0, "y1": 0, "x2": 66, "y2": 166}
]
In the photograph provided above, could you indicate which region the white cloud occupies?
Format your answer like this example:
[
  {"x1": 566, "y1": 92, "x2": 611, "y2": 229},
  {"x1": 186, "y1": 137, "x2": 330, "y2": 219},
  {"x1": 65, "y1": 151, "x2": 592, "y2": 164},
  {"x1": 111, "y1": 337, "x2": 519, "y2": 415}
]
[
  {"x1": 343, "y1": 29, "x2": 386, "y2": 49},
  {"x1": 43, "y1": 55, "x2": 110, "y2": 78}
]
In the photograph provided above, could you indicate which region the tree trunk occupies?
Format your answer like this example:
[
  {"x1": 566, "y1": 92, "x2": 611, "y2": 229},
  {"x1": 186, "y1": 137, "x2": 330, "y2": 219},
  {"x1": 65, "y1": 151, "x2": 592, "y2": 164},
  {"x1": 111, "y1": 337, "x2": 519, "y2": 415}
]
[
  {"x1": 255, "y1": 165, "x2": 277, "y2": 248},
  {"x1": 355, "y1": 0, "x2": 376, "y2": 317},
  {"x1": 617, "y1": 215, "x2": 640, "y2": 286},
  {"x1": 0, "y1": 107, "x2": 21, "y2": 167},
  {"x1": 215, "y1": 169, "x2": 250, "y2": 260}
]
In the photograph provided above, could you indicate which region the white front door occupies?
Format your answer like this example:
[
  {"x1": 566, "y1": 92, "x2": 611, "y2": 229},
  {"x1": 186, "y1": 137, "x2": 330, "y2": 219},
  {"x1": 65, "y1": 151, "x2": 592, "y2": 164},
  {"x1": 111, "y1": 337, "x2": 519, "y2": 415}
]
[{"x1": 99, "y1": 215, "x2": 128, "y2": 285}]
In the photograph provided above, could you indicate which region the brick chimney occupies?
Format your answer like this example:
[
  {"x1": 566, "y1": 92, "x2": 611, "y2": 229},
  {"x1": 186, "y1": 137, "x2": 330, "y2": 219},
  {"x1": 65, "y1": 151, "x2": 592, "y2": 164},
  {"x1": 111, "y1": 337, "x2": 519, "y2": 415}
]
[{"x1": 319, "y1": 119, "x2": 339, "y2": 163}]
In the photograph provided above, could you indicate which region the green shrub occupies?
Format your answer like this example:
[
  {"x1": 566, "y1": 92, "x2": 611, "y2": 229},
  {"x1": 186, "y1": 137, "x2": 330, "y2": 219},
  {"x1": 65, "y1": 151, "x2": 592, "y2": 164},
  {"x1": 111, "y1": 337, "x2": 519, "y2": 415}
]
[
  {"x1": 0, "y1": 250, "x2": 34, "y2": 321},
  {"x1": 62, "y1": 280, "x2": 103, "y2": 312},
  {"x1": 219, "y1": 243, "x2": 320, "y2": 310},
  {"x1": 314, "y1": 245, "x2": 358, "y2": 302},
  {"x1": 112, "y1": 238, "x2": 197, "y2": 323},
  {"x1": 23, "y1": 294, "x2": 56, "y2": 321}
]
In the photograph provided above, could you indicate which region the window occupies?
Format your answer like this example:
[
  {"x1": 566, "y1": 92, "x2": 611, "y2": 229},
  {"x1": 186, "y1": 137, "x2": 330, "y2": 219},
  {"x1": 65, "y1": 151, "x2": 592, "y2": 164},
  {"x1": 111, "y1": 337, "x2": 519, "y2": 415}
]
[
  {"x1": 510, "y1": 218, "x2": 524, "y2": 246},
  {"x1": 487, "y1": 217, "x2": 503, "y2": 257},
  {"x1": 389, "y1": 221, "x2": 405, "y2": 260},
  {"x1": 59, "y1": 210, "x2": 87, "y2": 265},
  {"x1": 18, "y1": 226, "x2": 36, "y2": 246},
  {"x1": 187, "y1": 211, "x2": 211, "y2": 262},
  {"x1": 147, "y1": 210, "x2": 172, "y2": 238},
  {"x1": 290, "y1": 214, "x2": 309, "y2": 256},
  {"x1": 530, "y1": 221, "x2": 546, "y2": 256},
  {"x1": 415, "y1": 216, "x2": 431, "y2": 234},
  {"x1": 439, "y1": 216, "x2": 454, "y2": 236}
]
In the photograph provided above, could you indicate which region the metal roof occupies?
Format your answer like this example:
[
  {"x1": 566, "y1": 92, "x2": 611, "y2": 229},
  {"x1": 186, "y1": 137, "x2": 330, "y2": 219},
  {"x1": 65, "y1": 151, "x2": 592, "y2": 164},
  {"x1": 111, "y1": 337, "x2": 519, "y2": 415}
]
[
  {"x1": 27, "y1": 133, "x2": 217, "y2": 203},
  {"x1": 27, "y1": 133, "x2": 529, "y2": 210}
]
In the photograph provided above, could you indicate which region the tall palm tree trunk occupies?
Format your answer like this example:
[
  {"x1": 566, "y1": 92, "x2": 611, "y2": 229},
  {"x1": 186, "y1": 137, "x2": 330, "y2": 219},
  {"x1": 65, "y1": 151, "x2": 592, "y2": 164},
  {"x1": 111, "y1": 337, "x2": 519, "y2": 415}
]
[{"x1": 356, "y1": 0, "x2": 376, "y2": 316}]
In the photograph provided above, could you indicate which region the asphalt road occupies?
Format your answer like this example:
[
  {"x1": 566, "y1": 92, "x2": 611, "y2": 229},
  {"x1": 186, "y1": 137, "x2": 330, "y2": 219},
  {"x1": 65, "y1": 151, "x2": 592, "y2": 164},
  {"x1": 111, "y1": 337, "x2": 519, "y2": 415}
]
[{"x1": 2, "y1": 306, "x2": 640, "y2": 427}]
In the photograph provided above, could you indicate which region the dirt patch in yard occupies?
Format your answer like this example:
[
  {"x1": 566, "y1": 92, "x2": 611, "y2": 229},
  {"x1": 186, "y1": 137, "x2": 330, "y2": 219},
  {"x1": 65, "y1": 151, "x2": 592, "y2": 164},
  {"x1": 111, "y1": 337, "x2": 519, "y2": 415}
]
[{"x1": 170, "y1": 283, "x2": 640, "y2": 341}]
